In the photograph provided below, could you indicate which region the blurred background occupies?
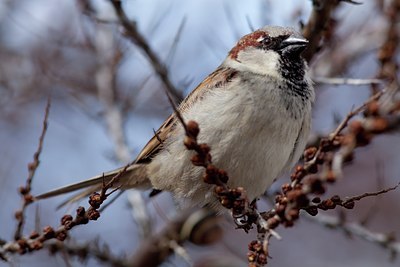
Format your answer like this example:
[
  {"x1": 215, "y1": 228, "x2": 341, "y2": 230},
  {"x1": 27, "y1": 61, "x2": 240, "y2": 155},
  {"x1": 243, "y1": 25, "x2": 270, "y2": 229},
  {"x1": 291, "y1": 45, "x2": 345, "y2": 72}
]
[{"x1": 0, "y1": 0, "x2": 399, "y2": 266}]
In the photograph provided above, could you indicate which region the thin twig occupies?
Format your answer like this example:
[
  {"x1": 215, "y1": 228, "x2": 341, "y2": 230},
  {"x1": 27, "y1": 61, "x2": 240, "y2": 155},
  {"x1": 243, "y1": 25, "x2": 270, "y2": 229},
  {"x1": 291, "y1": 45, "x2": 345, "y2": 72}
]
[
  {"x1": 47, "y1": 241, "x2": 129, "y2": 267},
  {"x1": 341, "y1": 182, "x2": 400, "y2": 206},
  {"x1": 329, "y1": 90, "x2": 384, "y2": 139},
  {"x1": 304, "y1": 90, "x2": 383, "y2": 171},
  {"x1": 14, "y1": 98, "x2": 51, "y2": 240}
]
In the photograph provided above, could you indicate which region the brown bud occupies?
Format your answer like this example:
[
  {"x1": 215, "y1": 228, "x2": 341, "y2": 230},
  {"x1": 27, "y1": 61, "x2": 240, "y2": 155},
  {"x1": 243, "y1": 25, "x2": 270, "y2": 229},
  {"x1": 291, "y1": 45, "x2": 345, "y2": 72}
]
[
  {"x1": 267, "y1": 217, "x2": 280, "y2": 229},
  {"x1": 275, "y1": 194, "x2": 284, "y2": 203},
  {"x1": 343, "y1": 200, "x2": 355, "y2": 209},
  {"x1": 17, "y1": 239, "x2": 28, "y2": 254},
  {"x1": 311, "y1": 197, "x2": 321, "y2": 203},
  {"x1": 257, "y1": 253, "x2": 268, "y2": 265},
  {"x1": 43, "y1": 226, "x2": 55, "y2": 239},
  {"x1": 28, "y1": 162, "x2": 37, "y2": 171},
  {"x1": 292, "y1": 165, "x2": 307, "y2": 181},
  {"x1": 230, "y1": 187, "x2": 243, "y2": 198},
  {"x1": 191, "y1": 154, "x2": 205, "y2": 166},
  {"x1": 332, "y1": 135, "x2": 344, "y2": 147},
  {"x1": 61, "y1": 215, "x2": 73, "y2": 226},
  {"x1": 320, "y1": 199, "x2": 336, "y2": 210},
  {"x1": 220, "y1": 196, "x2": 232, "y2": 209},
  {"x1": 214, "y1": 185, "x2": 225, "y2": 195},
  {"x1": 275, "y1": 204, "x2": 286, "y2": 216},
  {"x1": 218, "y1": 169, "x2": 229, "y2": 183},
  {"x1": 286, "y1": 189, "x2": 304, "y2": 202},
  {"x1": 284, "y1": 220, "x2": 294, "y2": 227},
  {"x1": 56, "y1": 230, "x2": 68, "y2": 241},
  {"x1": 187, "y1": 120, "x2": 200, "y2": 138},
  {"x1": 24, "y1": 194, "x2": 34, "y2": 204},
  {"x1": 320, "y1": 138, "x2": 333, "y2": 152},
  {"x1": 306, "y1": 177, "x2": 325, "y2": 195},
  {"x1": 184, "y1": 136, "x2": 197, "y2": 149},
  {"x1": 87, "y1": 209, "x2": 100, "y2": 220},
  {"x1": 89, "y1": 193, "x2": 102, "y2": 209},
  {"x1": 31, "y1": 240, "x2": 43, "y2": 251},
  {"x1": 326, "y1": 170, "x2": 336, "y2": 183},
  {"x1": 304, "y1": 206, "x2": 318, "y2": 216},
  {"x1": 64, "y1": 221, "x2": 75, "y2": 230},
  {"x1": 233, "y1": 200, "x2": 245, "y2": 213},
  {"x1": 247, "y1": 251, "x2": 257, "y2": 262},
  {"x1": 330, "y1": 195, "x2": 341, "y2": 204},
  {"x1": 370, "y1": 117, "x2": 389, "y2": 133},
  {"x1": 308, "y1": 163, "x2": 318, "y2": 174},
  {"x1": 304, "y1": 147, "x2": 317, "y2": 161},
  {"x1": 203, "y1": 173, "x2": 217, "y2": 184},
  {"x1": 316, "y1": 152, "x2": 326, "y2": 164},
  {"x1": 286, "y1": 208, "x2": 300, "y2": 220},
  {"x1": 198, "y1": 143, "x2": 210, "y2": 154},
  {"x1": 76, "y1": 206, "x2": 86, "y2": 217},
  {"x1": 281, "y1": 183, "x2": 292, "y2": 193},
  {"x1": 29, "y1": 231, "x2": 40, "y2": 239},
  {"x1": 249, "y1": 240, "x2": 262, "y2": 252},
  {"x1": 365, "y1": 100, "x2": 379, "y2": 116},
  {"x1": 15, "y1": 210, "x2": 23, "y2": 220},
  {"x1": 18, "y1": 186, "x2": 28, "y2": 195}
]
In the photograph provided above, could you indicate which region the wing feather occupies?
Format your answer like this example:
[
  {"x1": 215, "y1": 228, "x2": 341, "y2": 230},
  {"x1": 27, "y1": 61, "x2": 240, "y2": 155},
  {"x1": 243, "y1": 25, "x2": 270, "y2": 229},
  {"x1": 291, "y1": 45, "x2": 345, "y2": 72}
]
[{"x1": 135, "y1": 66, "x2": 238, "y2": 163}]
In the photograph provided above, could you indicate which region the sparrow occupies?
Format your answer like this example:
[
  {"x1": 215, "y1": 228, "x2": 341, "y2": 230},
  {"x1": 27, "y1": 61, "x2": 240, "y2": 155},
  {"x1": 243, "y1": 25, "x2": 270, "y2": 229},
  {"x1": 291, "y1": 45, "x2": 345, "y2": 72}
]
[{"x1": 36, "y1": 26, "x2": 315, "y2": 209}]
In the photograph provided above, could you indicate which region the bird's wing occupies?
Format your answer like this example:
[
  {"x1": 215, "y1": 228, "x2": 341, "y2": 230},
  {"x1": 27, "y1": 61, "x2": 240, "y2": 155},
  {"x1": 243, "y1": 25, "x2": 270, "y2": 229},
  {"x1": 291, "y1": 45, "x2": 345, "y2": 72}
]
[
  {"x1": 35, "y1": 67, "x2": 238, "y2": 201},
  {"x1": 135, "y1": 66, "x2": 238, "y2": 163}
]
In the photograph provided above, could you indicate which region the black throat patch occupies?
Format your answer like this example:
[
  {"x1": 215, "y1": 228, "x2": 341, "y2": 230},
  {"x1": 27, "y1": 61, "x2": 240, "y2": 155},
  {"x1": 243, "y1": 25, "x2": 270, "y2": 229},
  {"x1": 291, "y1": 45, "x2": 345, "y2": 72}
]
[
  {"x1": 279, "y1": 55, "x2": 311, "y2": 101},
  {"x1": 277, "y1": 55, "x2": 312, "y2": 119}
]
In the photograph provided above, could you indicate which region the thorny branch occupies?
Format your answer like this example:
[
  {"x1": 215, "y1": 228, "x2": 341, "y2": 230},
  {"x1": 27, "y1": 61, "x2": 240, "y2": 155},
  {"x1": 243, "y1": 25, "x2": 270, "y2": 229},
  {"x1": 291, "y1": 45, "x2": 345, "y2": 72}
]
[{"x1": 14, "y1": 98, "x2": 51, "y2": 241}]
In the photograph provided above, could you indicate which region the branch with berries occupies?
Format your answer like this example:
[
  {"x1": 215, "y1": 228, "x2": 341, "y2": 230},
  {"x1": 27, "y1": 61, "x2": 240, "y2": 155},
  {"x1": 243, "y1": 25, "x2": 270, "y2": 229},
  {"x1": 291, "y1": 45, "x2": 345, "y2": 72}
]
[{"x1": 182, "y1": 86, "x2": 400, "y2": 267}]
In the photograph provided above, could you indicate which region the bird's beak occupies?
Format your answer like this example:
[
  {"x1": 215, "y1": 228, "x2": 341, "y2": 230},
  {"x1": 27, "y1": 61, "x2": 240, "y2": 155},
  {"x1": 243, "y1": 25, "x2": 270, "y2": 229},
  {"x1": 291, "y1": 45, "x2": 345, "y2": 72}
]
[{"x1": 278, "y1": 35, "x2": 309, "y2": 53}]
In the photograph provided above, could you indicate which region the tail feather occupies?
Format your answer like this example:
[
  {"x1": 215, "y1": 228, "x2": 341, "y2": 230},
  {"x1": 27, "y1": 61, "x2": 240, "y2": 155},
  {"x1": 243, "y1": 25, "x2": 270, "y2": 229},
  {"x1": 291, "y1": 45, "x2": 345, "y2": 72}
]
[
  {"x1": 55, "y1": 186, "x2": 103, "y2": 209},
  {"x1": 35, "y1": 164, "x2": 150, "y2": 201}
]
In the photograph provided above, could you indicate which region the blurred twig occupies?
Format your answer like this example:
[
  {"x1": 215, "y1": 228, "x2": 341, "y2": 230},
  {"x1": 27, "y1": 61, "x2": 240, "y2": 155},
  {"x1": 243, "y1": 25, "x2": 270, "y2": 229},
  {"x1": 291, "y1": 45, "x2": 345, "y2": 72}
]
[
  {"x1": 127, "y1": 208, "x2": 221, "y2": 267},
  {"x1": 314, "y1": 77, "x2": 384, "y2": 86},
  {"x1": 46, "y1": 241, "x2": 129, "y2": 267},
  {"x1": 308, "y1": 213, "x2": 400, "y2": 259},
  {"x1": 94, "y1": 21, "x2": 131, "y2": 163},
  {"x1": 33, "y1": 208, "x2": 221, "y2": 267},
  {"x1": 302, "y1": 0, "x2": 360, "y2": 62},
  {"x1": 302, "y1": 0, "x2": 340, "y2": 62},
  {"x1": 110, "y1": 0, "x2": 184, "y2": 102}
]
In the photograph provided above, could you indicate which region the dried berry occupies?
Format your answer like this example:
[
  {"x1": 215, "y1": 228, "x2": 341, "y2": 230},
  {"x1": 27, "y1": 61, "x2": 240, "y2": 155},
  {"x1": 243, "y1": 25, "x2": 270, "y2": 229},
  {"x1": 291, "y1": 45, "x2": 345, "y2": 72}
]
[{"x1": 187, "y1": 120, "x2": 200, "y2": 138}]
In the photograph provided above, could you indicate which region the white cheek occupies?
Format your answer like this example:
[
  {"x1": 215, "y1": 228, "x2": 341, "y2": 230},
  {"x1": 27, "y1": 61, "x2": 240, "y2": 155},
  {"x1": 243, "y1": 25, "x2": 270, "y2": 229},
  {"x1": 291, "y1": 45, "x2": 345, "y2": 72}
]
[{"x1": 224, "y1": 49, "x2": 281, "y2": 79}]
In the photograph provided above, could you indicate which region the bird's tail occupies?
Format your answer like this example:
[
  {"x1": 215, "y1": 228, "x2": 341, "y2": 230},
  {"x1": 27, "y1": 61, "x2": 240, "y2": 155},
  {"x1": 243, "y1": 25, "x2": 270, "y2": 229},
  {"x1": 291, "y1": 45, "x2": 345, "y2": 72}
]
[{"x1": 35, "y1": 164, "x2": 150, "y2": 202}]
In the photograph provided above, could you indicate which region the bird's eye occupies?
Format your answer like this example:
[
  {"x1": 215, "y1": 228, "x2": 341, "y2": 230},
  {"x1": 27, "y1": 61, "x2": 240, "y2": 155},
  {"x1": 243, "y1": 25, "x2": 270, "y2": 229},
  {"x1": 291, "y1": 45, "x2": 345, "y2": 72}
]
[{"x1": 257, "y1": 36, "x2": 271, "y2": 46}]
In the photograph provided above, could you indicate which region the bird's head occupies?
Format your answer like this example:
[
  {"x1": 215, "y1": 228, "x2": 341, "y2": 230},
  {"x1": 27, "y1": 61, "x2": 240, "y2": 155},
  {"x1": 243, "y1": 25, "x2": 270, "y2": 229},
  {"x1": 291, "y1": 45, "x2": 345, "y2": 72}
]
[{"x1": 226, "y1": 26, "x2": 309, "y2": 78}]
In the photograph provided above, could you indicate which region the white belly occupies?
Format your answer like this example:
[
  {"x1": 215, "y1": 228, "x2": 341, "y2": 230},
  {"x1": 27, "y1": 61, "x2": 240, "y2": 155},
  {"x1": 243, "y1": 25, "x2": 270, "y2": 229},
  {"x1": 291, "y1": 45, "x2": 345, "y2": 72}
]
[{"x1": 148, "y1": 76, "x2": 312, "y2": 208}]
